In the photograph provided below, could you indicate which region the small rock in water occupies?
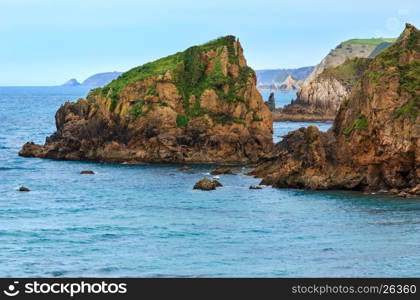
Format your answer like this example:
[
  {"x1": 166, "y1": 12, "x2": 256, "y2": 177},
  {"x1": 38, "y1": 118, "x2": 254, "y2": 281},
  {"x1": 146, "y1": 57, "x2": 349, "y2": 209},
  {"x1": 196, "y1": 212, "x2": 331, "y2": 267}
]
[
  {"x1": 18, "y1": 186, "x2": 30, "y2": 192},
  {"x1": 80, "y1": 170, "x2": 95, "y2": 174},
  {"x1": 249, "y1": 185, "x2": 262, "y2": 190},
  {"x1": 193, "y1": 178, "x2": 223, "y2": 191},
  {"x1": 210, "y1": 168, "x2": 234, "y2": 175},
  {"x1": 178, "y1": 166, "x2": 192, "y2": 171}
]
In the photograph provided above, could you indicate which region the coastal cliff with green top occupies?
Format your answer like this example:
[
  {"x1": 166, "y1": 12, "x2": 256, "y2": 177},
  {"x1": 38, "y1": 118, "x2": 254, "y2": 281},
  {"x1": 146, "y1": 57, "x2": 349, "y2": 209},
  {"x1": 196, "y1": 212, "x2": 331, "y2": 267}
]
[
  {"x1": 251, "y1": 24, "x2": 419, "y2": 196},
  {"x1": 19, "y1": 36, "x2": 273, "y2": 163}
]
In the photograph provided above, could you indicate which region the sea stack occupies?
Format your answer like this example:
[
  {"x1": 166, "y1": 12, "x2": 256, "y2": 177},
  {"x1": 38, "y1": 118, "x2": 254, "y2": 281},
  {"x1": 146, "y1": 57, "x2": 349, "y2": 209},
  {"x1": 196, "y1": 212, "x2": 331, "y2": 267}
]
[
  {"x1": 19, "y1": 36, "x2": 273, "y2": 164},
  {"x1": 251, "y1": 24, "x2": 419, "y2": 195}
]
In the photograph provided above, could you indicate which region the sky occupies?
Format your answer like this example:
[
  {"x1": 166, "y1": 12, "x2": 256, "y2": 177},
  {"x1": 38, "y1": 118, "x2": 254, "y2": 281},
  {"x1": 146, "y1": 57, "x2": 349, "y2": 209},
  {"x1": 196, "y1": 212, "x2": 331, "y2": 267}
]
[{"x1": 0, "y1": 0, "x2": 418, "y2": 86}]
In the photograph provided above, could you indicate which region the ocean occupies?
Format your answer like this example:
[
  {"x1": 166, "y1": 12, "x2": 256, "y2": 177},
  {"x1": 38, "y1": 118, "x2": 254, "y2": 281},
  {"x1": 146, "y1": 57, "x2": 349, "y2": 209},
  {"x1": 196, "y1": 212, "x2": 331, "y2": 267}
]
[{"x1": 0, "y1": 86, "x2": 419, "y2": 277}]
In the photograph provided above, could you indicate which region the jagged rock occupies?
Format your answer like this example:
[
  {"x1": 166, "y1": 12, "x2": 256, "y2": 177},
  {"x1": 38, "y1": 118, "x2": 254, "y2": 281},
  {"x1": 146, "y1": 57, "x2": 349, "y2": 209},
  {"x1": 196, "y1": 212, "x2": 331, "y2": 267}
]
[
  {"x1": 18, "y1": 186, "x2": 30, "y2": 192},
  {"x1": 193, "y1": 178, "x2": 223, "y2": 190},
  {"x1": 19, "y1": 36, "x2": 273, "y2": 164},
  {"x1": 80, "y1": 170, "x2": 95, "y2": 174},
  {"x1": 210, "y1": 168, "x2": 234, "y2": 175},
  {"x1": 274, "y1": 75, "x2": 300, "y2": 91},
  {"x1": 264, "y1": 93, "x2": 276, "y2": 112},
  {"x1": 249, "y1": 185, "x2": 262, "y2": 190},
  {"x1": 252, "y1": 24, "x2": 419, "y2": 193}
]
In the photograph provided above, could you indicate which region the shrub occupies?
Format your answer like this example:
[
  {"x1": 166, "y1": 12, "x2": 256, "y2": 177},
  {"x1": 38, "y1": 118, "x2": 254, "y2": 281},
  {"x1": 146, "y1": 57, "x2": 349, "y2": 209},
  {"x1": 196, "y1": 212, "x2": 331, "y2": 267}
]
[{"x1": 176, "y1": 114, "x2": 190, "y2": 127}]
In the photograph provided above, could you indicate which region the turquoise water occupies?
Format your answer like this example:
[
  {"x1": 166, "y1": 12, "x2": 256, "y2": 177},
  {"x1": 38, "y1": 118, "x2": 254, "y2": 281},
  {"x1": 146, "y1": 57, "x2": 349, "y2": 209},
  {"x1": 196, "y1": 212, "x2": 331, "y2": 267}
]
[{"x1": 0, "y1": 86, "x2": 419, "y2": 277}]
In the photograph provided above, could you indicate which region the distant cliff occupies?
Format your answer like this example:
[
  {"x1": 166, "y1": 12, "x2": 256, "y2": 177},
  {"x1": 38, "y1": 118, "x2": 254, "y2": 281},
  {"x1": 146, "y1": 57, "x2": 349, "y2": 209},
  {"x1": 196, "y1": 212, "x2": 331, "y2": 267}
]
[
  {"x1": 62, "y1": 72, "x2": 122, "y2": 88},
  {"x1": 251, "y1": 24, "x2": 419, "y2": 196},
  {"x1": 62, "y1": 78, "x2": 81, "y2": 86},
  {"x1": 276, "y1": 37, "x2": 396, "y2": 121},
  {"x1": 256, "y1": 66, "x2": 314, "y2": 90}
]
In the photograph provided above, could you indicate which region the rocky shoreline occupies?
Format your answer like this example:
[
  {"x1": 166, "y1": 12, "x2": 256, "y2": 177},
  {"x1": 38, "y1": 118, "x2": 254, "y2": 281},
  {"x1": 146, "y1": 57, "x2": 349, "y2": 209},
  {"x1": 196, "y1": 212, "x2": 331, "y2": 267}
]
[
  {"x1": 250, "y1": 24, "x2": 419, "y2": 196},
  {"x1": 19, "y1": 26, "x2": 419, "y2": 197}
]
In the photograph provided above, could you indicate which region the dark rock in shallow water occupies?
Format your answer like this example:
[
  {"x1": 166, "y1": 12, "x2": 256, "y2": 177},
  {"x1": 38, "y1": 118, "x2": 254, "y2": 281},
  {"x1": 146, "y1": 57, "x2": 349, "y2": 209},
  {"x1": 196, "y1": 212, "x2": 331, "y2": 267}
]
[
  {"x1": 213, "y1": 180, "x2": 223, "y2": 187},
  {"x1": 178, "y1": 166, "x2": 192, "y2": 171},
  {"x1": 210, "y1": 168, "x2": 234, "y2": 175},
  {"x1": 18, "y1": 186, "x2": 30, "y2": 192},
  {"x1": 249, "y1": 185, "x2": 262, "y2": 189},
  {"x1": 80, "y1": 170, "x2": 95, "y2": 174},
  {"x1": 193, "y1": 178, "x2": 223, "y2": 190}
]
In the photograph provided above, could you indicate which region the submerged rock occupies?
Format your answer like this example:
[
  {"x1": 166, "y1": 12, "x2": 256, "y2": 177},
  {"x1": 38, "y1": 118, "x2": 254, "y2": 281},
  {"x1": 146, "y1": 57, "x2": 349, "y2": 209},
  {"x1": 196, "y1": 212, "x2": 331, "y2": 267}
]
[
  {"x1": 18, "y1": 186, "x2": 30, "y2": 192},
  {"x1": 193, "y1": 178, "x2": 223, "y2": 190},
  {"x1": 19, "y1": 36, "x2": 273, "y2": 164},
  {"x1": 252, "y1": 24, "x2": 419, "y2": 193},
  {"x1": 178, "y1": 166, "x2": 192, "y2": 171},
  {"x1": 249, "y1": 185, "x2": 262, "y2": 190},
  {"x1": 210, "y1": 168, "x2": 234, "y2": 175},
  {"x1": 80, "y1": 170, "x2": 95, "y2": 174}
]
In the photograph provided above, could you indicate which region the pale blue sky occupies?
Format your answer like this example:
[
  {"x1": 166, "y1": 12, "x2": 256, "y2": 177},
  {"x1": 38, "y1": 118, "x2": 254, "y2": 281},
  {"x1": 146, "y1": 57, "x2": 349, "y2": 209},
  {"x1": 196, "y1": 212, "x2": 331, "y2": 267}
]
[{"x1": 0, "y1": 0, "x2": 418, "y2": 85}]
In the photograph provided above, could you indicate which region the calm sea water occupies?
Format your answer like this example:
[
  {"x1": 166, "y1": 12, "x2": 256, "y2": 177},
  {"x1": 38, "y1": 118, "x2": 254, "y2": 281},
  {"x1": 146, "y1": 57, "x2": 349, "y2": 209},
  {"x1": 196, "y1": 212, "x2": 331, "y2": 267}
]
[{"x1": 0, "y1": 86, "x2": 419, "y2": 277}]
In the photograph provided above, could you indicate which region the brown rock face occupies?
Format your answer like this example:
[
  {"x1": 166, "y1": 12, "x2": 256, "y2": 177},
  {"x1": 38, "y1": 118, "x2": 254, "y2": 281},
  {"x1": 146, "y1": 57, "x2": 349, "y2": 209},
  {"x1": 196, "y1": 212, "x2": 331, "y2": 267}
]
[
  {"x1": 251, "y1": 24, "x2": 419, "y2": 194},
  {"x1": 19, "y1": 36, "x2": 273, "y2": 164},
  {"x1": 193, "y1": 178, "x2": 223, "y2": 190}
]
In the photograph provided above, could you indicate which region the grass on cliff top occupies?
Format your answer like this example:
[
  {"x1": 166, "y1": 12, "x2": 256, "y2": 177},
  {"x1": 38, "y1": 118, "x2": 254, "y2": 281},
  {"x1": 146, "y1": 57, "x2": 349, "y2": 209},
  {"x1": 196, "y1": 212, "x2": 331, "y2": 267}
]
[
  {"x1": 103, "y1": 35, "x2": 237, "y2": 95},
  {"x1": 341, "y1": 38, "x2": 397, "y2": 46},
  {"x1": 320, "y1": 57, "x2": 371, "y2": 86}
]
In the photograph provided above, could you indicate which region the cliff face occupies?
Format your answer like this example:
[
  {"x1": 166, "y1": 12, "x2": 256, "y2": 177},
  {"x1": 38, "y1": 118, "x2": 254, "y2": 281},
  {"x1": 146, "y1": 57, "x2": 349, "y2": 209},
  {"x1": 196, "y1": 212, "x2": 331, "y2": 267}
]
[
  {"x1": 277, "y1": 38, "x2": 396, "y2": 121},
  {"x1": 278, "y1": 58, "x2": 371, "y2": 120},
  {"x1": 304, "y1": 38, "x2": 396, "y2": 83},
  {"x1": 20, "y1": 36, "x2": 273, "y2": 164},
  {"x1": 251, "y1": 24, "x2": 419, "y2": 195}
]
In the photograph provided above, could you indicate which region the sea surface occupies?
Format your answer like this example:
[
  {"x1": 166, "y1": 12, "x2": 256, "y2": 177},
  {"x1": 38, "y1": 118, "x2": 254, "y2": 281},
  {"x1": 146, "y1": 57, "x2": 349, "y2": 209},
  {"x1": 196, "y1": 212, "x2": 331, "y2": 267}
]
[{"x1": 0, "y1": 86, "x2": 419, "y2": 277}]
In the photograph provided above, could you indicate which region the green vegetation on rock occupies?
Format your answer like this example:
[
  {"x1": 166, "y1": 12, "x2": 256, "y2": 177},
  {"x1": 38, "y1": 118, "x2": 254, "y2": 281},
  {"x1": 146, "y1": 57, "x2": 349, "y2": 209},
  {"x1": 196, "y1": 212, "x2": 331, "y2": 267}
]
[
  {"x1": 393, "y1": 98, "x2": 419, "y2": 121},
  {"x1": 341, "y1": 38, "x2": 396, "y2": 46},
  {"x1": 176, "y1": 114, "x2": 190, "y2": 127},
  {"x1": 344, "y1": 114, "x2": 368, "y2": 136},
  {"x1": 94, "y1": 35, "x2": 254, "y2": 118},
  {"x1": 320, "y1": 58, "x2": 371, "y2": 87}
]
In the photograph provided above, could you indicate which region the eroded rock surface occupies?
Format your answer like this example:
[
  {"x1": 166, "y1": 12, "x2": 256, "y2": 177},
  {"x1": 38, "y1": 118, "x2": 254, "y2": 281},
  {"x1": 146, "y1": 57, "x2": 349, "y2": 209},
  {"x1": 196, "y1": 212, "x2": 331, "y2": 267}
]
[
  {"x1": 20, "y1": 36, "x2": 273, "y2": 164},
  {"x1": 252, "y1": 24, "x2": 419, "y2": 195}
]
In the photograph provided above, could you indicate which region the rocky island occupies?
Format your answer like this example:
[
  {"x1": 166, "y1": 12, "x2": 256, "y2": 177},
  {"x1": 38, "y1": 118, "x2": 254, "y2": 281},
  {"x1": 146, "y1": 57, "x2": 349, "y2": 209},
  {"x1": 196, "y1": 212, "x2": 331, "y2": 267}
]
[
  {"x1": 251, "y1": 24, "x2": 419, "y2": 196},
  {"x1": 20, "y1": 36, "x2": 273, "y2": 163}
]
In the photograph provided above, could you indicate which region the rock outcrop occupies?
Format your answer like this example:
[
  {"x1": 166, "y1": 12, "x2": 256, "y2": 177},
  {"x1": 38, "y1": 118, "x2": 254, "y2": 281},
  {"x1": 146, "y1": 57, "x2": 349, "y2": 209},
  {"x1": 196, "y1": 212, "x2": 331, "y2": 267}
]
[
  {"x1": 20, "y1": 36, "x2": 273, "y2": 164},
  {"x1": 193, "y1": 178, "x2": 223, "y2": 190},
  {"x1": 256, "y1": 66, "x2": 314, "y2": 91},
  {"x1": 264, "y1": 92, "x2": 276, "y2": 112},
  {"x1": 276, "y1": 37, "x2": 396, "y2": 121},
  {"x1": 251, "y1": 24, "x2": 419, "y2": 195},
  {"x1": 274, "y1": 75, "x2": 300, "y2": 91},
  {"x1": 276, "y1": 58, "x2": 371, "y2": 121},
  {"x1": 62, "y1": 78, "x2": 81, "y2": 87}
]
